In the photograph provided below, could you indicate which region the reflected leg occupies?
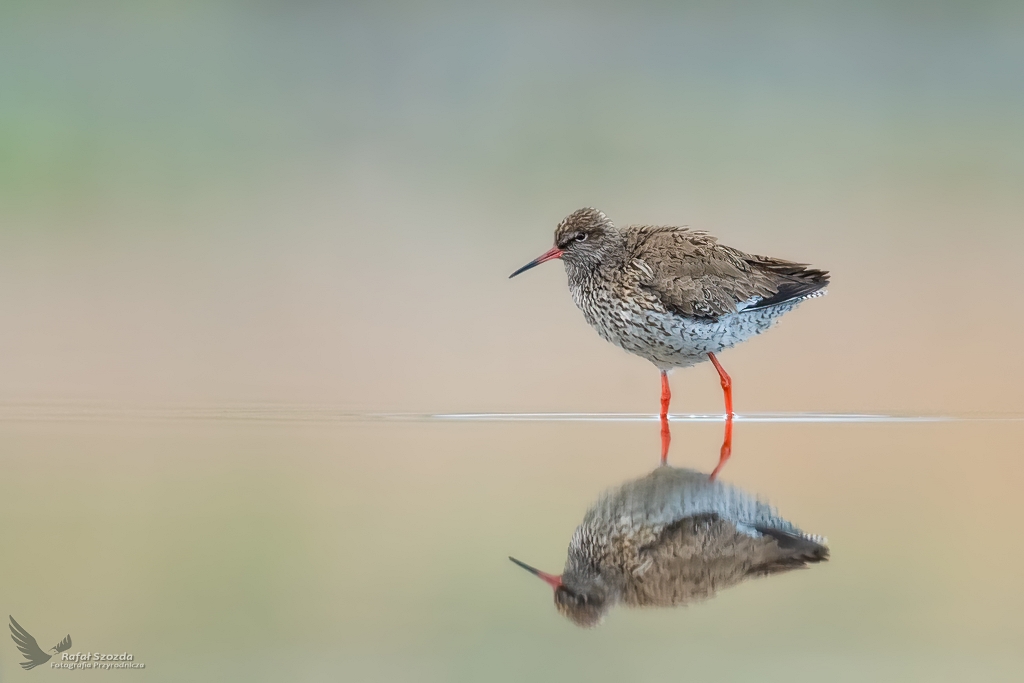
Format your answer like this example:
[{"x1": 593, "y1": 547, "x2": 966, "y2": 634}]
[
  {"x1": 709, "y1": 413, "x2": 733, "y2": 481},
  {"x1": 707, "y1": 353, "x2": 733, "y2": 480},
  {"x1": 660, "y1": 370, "x2": 671, "y2": 464}
]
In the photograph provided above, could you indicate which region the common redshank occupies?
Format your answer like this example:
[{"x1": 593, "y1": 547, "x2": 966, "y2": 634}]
[
  {"x1": 509, "y1": 465, "x2": 829, "y2": 628},
  {"x1": 510, "y1": 208, "x2": 829, "y2": 470}
]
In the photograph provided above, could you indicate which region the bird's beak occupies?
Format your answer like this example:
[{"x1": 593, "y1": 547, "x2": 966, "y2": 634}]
[
  {"x1": 509, "y1": 246, "x2": 563, "y2": 279},
  {"x1": 509, "y1": 556, "x2": 563, "y2": 589}
]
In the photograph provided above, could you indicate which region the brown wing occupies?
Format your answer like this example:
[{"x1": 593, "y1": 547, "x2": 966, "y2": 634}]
[
  {"x1": 619, "y1": 514, "x2": 829, "y2": 608},
  {"x1": 625, "y1": 226, "x2": 829, "y2": 319},
  {"x1": 747, "y1": 525, "x2": 830, "y2": 576}
]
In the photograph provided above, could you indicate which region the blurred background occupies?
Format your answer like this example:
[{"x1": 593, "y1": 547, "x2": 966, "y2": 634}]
[
  {"x1": 1, "y1": 1, "x2": 1022, "y2": 681},
  {"x1": 2, "y1": 0, "x2": 1023, "y2": 415}
]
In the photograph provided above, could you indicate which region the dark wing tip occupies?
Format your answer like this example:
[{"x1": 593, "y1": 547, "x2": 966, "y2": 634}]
[
  {"x1": 753, "y1": 525, "x2": 830, "y2": 565},
  {"x1": 745, "y1": 264, "x2": 830, "y2": 311}
]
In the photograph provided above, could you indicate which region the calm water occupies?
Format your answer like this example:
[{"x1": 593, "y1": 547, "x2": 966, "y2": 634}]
[
  {"x1": 2, "y1": 411, "x2": 1021, "y2": 681},
  {"x1": 4, "y1": 3, "x2": 1024, "y2": 681}
]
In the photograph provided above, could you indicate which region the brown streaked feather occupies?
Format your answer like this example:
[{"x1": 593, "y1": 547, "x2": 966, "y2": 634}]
[
  {"x1": 625, "y1": 226, "x2": 830, "y2": 319},
  {"x1": 620, "y1": 513, "x2": 828, "y2": 608}
]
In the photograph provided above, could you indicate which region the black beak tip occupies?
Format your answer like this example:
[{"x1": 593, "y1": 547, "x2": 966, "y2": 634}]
[
  {"x1": 508, "y1": 556, "x2": 535, "y2": 574},
  {"x1": 508, "y1": 264, "x2": 532, "y2": 279}
]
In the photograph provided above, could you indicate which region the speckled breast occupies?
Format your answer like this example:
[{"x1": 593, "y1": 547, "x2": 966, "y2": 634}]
[{"x1": 568, "y1": 279, "x2": 796, "y2": 370}]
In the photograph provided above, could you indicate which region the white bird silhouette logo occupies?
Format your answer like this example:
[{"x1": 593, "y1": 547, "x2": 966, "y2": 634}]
[{"x1": 9, "y1": 616, "x2": 72, "y2": 670}]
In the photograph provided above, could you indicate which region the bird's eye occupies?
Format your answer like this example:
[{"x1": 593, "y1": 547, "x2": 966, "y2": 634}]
[{"x1": 575, "y1": 232, "x2": 587, "y2": 242}]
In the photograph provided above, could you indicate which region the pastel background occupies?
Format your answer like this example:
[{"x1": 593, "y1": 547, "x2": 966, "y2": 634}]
[{"x1": 1, "y1": 2, "x2": 1022, "y2": 681}]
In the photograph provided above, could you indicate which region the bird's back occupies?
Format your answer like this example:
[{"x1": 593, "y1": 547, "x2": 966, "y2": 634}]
[
  {"x1": 564, "y1": 224, "x2": 829, "y2": 368},
  {"x1": 619, "y1": 513, "x2": 828, "y2": 608},
  {"x1": 622, "y1": 225, "x2": 830, "y2": 320}
]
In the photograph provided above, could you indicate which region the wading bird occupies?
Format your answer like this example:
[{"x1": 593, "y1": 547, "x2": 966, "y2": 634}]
[{"x1": 511, "y1": 208, "x2": 829, "y2": 472}]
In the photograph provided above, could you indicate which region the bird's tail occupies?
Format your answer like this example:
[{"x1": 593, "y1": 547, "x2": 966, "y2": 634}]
[{"x1": 745, "y1": 258, "x2": 830, "y2": 311}]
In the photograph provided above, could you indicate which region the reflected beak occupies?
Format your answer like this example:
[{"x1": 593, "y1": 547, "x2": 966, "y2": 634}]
[
  {"x1": 509, "y1": 246, "x2": 563, "y2": 279},
  {"x1": 509, "y1": 556, "x2": 563, "y2": 589}
]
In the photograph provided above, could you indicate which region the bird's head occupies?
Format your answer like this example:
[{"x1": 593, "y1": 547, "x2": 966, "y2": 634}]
[
  {"x1": 508, "y1": 556, "x2": 610, "y2": 628},
  {"x1": 509, "y1": 208, "x2": 618, "y2": 279}
]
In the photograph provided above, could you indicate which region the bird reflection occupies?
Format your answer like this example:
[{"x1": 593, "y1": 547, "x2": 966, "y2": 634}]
[{"x1": 510, "y1": 466, "x2": 828, "y2": 627}]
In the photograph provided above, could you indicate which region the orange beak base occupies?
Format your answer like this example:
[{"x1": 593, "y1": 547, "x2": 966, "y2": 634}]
[
  {"x1": 509, "y1": 246, "x2": 563, "y2": 279},
  {"x1": 509, "y1": 556, "x2": 563, "y2": 589}
]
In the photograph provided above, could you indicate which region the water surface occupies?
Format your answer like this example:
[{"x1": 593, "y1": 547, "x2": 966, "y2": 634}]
[{"x1": 2, "y1": 413, "x2": 1021, "y2": 681}]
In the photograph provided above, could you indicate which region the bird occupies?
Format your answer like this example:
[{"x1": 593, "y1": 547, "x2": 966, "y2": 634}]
[
  {"x1": 9, "y1": 615, "x2": 72, "y2": 670},
  {"x1": 509, "y1": 466, "x2": 829, "y2": 628},
  {"x1": 510, "y1": 208, "x2": 829, "y2": 471}
]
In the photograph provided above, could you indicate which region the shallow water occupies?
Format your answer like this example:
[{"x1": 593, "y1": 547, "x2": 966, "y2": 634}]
[
  {"x1": 2, "y1": 412, "x2": 1022, "y2": 681},
  {"x1": 4, "y1": 3, "x2": 1024, "y2": 681}
]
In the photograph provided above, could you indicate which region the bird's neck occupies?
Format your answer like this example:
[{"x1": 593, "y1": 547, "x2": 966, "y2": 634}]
[
  {"x1": 566, "y1": 526, "x2": 627, "y2": 594},
  {"x1": 565, "y1": 236, "x2": 626, "y2": 289}
]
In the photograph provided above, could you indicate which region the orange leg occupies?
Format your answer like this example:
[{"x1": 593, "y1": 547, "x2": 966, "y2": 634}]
[
  {"x1": 659, "y1": 370, "x2": 671, "y2": 464},
  {"x1": 707, "y1": 353, "x2": 733, "y2": 480},
  {"x1": 709, "y1": 414, "x2": 733, "y2": 480},
  {"x1": 707, "y1": 352, "x2": 733, "y2": 416}
]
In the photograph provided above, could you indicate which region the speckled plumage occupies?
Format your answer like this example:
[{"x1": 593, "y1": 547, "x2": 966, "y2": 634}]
[
  {"x1": 550, "y1": 466, "x2": 828, "y2": 627},
  {"x1": 551, "y1": 208, "x2": 830, "y2": 370}
]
